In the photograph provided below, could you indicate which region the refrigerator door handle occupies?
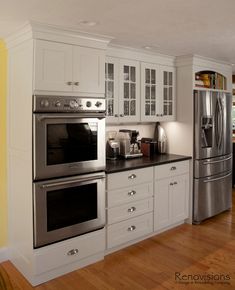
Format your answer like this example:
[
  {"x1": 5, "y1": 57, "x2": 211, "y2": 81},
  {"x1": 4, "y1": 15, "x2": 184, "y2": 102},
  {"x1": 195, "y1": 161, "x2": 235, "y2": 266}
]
[
  {"x1": 203, "y1": 172, "x2": 231, "y2": 183},
  {"x1": 218, "y1": 97, "x2": 224, "y2": 149},
  {"x1": 203, "y1": 155, "x2": 232, "y2": 165},
  {"x1": 215, "y1": 99, "x2": 219, "y2": 148}
]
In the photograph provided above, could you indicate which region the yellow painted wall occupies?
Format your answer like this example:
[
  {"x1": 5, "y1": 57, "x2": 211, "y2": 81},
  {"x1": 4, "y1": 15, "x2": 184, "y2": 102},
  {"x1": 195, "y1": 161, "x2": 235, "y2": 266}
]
[{"x1": 0, "y1": 40, "x2": 7, "y2": 247}]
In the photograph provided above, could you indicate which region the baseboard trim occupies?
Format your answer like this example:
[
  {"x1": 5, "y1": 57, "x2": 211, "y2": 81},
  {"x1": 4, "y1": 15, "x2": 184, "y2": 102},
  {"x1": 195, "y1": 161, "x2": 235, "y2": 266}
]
[{"x1": 0, "y1": 247, "x2": 8, "y2": 263}]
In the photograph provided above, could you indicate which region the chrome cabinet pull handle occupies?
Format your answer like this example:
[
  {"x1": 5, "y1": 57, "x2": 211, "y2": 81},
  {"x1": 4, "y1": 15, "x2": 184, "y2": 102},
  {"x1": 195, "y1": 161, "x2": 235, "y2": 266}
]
[
  {"x1": 170, "y1": 166, "x2": 176, "y2": 170},
  {"x1": 128, "y1": 206, "x2": 136, "y2": 213},
  {"x1": 128, "y1": 190, "x2": 136, "y2": 196},
  {"x1": 66, "y1": 81, "x2": 73, "y2": 85},
  {"x1": 67, "y1": 249, "x2": 79, "y2": 256},
  {"x1": 127, "y1": 225, "x2": 136, "y2": 232},
  {"x1": 173, "y1": 181, "x2": 178, "y2": 185},
  {"x1": 74, "y1": 82, "x2": 79, "y2": 86},
  {"x1": 170, "y1": 182, "x2": 174, "y2": 186},
  {"x1": 128, "y1": 174, "x2": 136, "y2": 179}
]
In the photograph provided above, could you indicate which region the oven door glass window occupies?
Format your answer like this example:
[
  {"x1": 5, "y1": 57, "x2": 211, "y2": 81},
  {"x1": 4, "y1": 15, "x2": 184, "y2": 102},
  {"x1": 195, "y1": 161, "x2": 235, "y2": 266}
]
[
  {"x1": 47, "y1": 183, "x2": 97, "y2": 231},
  {"x1": 47, "y1": 122, "x2": 98, "y2": 165}
]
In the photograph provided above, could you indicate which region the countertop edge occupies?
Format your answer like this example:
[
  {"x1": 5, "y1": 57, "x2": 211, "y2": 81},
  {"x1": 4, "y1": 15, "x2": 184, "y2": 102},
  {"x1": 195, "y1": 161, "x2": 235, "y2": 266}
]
[{"x1": 105, "y1": 155, "x2": 192, "y2": 174}]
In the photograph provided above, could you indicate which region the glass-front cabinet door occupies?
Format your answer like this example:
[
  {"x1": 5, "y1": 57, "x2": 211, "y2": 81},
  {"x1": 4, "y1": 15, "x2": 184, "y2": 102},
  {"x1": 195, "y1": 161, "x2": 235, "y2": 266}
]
[
  {"x1": 160, "y1": 66, "x2": 175, "y2": 121},
  {"x1": 141, "y1": 63, "x2": 159, "y2": 122},
  {"x1": 105, "y1": 57, "x2": 119, "y2": 123},
  {"x1": 119, "y1": 59, "x2": 140, "y2": 123}
]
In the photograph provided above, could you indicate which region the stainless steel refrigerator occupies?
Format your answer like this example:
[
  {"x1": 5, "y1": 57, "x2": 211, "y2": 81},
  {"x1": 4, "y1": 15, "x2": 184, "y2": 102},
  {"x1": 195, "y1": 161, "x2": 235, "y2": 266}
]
[{"x1": 193, "y1": 90, "x2": 232, "y2": 224}]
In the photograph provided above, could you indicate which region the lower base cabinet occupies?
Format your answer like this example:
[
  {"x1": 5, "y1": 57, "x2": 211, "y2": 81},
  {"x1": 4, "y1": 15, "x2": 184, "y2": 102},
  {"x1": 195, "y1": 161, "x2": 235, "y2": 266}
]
[
  {"x1": 154, "y1": 174, "x2": 189, "y2": 231},
  {"x1": 107, "y1": 212, "x2": 153, "y2": 249},
  {"x1": 154, "y1": 161, "x2": 190, "y2": 231},
  {"x1": 106, "y1": 160, "x2": 190, "y2": 250}
]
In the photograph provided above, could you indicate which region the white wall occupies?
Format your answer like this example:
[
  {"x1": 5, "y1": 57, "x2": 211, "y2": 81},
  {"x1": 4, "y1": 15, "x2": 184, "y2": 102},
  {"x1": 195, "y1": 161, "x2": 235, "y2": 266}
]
[{"x1": 106, "y1": 124, "x2": 156, "y2": 140}]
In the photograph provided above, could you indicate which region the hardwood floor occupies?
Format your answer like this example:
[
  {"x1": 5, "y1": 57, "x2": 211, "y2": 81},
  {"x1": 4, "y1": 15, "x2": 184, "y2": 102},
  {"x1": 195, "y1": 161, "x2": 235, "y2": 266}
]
[{"x1": 1, "y1": 191, "x2": 235, "y2": 290}]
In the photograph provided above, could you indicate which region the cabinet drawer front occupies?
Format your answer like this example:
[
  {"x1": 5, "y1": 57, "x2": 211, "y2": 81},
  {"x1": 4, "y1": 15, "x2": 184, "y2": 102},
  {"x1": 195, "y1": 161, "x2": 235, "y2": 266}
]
[
  {"x1": 107, "y1": 167, "x2": 153, "y2": 190},
  {"x1": 107, "y1": 182, "x2": 153, "y2": 207},
  {"x1": 107, "y1": 198, "x2": 153, "y2": 225},
  {"x1": 34, "y1": 229, "x2": 105, "y2": 275},
  {"x1": 107, "y1": 213, "x2": 153, "y2": 249},
  {"x1": 155, "y1": 160, "x2": 189, "y2": 180}
]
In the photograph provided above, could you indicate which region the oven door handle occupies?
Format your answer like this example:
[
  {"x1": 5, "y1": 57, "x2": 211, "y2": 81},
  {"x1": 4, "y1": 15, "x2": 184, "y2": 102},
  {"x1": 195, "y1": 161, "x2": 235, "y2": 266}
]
[
  {"x1": 40, "y1": 175, "x2": 105, "y2": 189},
  {"x1": 37, "y1": 114, "x2": 105, "y2": 121}
]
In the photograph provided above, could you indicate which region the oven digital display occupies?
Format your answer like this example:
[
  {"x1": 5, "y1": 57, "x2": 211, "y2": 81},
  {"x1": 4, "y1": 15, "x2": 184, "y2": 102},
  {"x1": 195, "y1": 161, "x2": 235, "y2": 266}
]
[{"x1": 47, "y1": 123, "x2": 98, "y2": 165}]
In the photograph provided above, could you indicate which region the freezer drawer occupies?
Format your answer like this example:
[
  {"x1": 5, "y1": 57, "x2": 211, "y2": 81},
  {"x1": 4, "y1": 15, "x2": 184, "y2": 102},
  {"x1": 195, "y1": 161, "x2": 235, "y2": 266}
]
[
  {"x1": 193, "y1": 171, "x2": 232, "y2": 223},
  {"x1": 194, "y1": 154, "x2": 232, "y2": 178}
]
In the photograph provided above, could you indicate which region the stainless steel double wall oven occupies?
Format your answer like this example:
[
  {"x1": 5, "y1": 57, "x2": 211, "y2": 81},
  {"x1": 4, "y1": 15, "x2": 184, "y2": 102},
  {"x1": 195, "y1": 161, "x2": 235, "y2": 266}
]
[{"x1": 33, "y1": 95, "x2": 106, "y2": 248}]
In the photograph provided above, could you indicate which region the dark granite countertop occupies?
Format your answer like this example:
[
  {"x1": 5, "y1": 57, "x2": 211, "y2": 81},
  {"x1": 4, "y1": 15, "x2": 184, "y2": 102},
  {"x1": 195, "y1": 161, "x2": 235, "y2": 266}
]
[{"x1": 105, "y1": 153, "x2": 192, "y2": 174}]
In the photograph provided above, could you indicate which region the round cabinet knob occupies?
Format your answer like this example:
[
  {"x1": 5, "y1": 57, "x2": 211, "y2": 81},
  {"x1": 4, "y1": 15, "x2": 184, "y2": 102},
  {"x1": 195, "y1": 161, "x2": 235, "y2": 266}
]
[
  {"x1": 95, "y1": 101, "x2": 102, "y2": 107},
  {"x1": 55, "y1": 101, "x2": 61, "y2": 107},
  {"x1": 69, "y1": 100, "x2": 78, "y2": 109},
  {"x1": 40, "y1": 99, "x2": 49, "y2": 107},
  {"x1": 86, "y1": 101, "x2": 92, "y2": 108}
]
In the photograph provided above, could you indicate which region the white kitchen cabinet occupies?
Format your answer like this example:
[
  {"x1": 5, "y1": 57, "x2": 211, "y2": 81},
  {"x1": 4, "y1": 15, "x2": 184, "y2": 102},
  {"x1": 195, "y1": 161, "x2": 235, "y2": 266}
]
[
  {"x1": 160, "y1": 66, "x2": 175, "y2": 120},
  {"x1": 119, "y1": 59, "x2": 140, "y2": 123},
  {"x1": 106, "y1": 167, "x2": 154, "y2": 249},
  {"x1": 141, "y1": 63, "x2": 175, "y2": 122},
  {"x1": 105, "y1": 57, "x2": 119, "y2": 123},
  {"x1": 105, "y1": 57, "x2": 140, "y2": 123},
  {"x1": 35, "y1": 40, "x2": 105, "y2": 96},
  {"x1": 35, "y1": 40, "x2": 73, "y2": 92},
  {"x1": 154, "y1": 161, "x2": 189, "y2": 231},
  {"x1": 141, "y1": 62, "x2": 159, "y2": 122}
]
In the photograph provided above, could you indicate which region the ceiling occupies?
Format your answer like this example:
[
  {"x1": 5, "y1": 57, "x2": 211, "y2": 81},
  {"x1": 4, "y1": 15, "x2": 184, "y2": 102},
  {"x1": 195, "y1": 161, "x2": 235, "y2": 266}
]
[{"x1": 1, "y1": 0, "x2": 235, "y2": 66}]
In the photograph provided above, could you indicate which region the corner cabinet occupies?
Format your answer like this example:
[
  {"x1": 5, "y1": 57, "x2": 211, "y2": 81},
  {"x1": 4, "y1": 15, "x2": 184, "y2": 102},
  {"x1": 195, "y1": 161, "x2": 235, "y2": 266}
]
[
  {"x1": 35, "y1": 40, "x2": 105, "y2": 96},
  {"x1": 141, "y1": 64, "x2": 175, "y2": 122},
  {"x1": 105, "y1": 57, "x2": 140, "y2": 123}
]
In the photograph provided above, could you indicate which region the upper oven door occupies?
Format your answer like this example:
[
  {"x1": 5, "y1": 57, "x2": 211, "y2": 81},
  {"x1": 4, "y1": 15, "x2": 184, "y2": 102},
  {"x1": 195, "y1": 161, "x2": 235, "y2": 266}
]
[{"x1": 33, "y1": 113, "x2": 105, "y2": 180}]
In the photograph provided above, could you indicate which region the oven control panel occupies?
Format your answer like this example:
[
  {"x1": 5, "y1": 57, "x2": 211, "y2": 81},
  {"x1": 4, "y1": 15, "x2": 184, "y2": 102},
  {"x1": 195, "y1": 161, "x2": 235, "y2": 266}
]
[{"x1": 33, "y1": 95, "x2": 106, "y2": 112}]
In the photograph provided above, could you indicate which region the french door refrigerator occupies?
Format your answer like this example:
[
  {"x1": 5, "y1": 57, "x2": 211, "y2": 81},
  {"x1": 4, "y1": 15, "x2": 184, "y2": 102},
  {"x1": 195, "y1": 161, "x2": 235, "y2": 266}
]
[{"x1": 193, "y1": 90, "x2": 232, "y2": 224}]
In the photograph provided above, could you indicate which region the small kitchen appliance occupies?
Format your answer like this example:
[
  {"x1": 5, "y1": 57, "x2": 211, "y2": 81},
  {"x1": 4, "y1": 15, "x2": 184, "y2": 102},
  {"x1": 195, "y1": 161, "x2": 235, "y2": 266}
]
[
  {"x1": 118, "y1": 129, "x2": 143, "y2": 158},
  {"x1": 106, "y1": 131, "x2": 120, "y2": 160},
  {"x1": 154, "y1": 122, "x2": 167, "y2": 153}
]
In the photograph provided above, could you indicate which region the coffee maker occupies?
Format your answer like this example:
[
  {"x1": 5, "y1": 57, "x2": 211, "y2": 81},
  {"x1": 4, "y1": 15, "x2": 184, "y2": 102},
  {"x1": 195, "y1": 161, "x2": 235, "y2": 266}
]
[
  {"x1": 118, "y1": 129, "x2": 143, "y2": 158},
  {"x1": 106, "y1": 131, "x2": 120, "y2": 160}
]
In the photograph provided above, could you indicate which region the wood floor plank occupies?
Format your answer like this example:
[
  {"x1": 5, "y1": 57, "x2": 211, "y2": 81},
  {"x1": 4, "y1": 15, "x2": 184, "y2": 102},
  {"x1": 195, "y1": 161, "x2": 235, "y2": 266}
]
[{"x1": 1, "y1": 191, "x2": 235, "y2": 289}]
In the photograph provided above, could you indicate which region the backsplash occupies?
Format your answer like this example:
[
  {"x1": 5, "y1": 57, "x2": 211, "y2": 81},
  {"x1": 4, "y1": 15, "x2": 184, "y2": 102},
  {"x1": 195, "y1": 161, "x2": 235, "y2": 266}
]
[{"x1": 106, "y1": 124, "x2": 156, "y2": 140}]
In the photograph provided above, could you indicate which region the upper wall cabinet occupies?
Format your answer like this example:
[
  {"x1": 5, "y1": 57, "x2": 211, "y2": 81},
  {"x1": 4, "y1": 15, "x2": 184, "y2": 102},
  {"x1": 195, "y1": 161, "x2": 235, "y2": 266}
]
[
  {"x1": 34, "y1": 40, "x2": 105, "y2": 96},
  {"x1": 119, "y1": 59, "x2": 140, "y2": 123},
  {"x1": 105, "y1": 57, "x2": 119, "y2": 123},
  {"x1": 105, "y1": 57, "x2": 140, "y2": 123},
  {"x1": 141, "y1": 64, "x2": 175, "y2": 122}
]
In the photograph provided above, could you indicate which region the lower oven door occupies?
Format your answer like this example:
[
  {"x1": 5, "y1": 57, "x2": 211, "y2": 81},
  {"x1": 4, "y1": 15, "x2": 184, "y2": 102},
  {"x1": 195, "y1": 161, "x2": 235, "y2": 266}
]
[
  {"x1": 33, "y1": 113, "x2": 105, "y2": 180},
  {"x1": 33, "y1": 172, "x2": 105, "y2": 248}
]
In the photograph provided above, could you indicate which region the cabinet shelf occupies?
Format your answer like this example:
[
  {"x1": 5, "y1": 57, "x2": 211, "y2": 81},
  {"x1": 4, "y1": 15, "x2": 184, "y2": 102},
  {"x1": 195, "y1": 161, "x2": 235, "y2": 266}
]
[{"x1": 195, "y1": 70, "x2": 227, "y2": 91}]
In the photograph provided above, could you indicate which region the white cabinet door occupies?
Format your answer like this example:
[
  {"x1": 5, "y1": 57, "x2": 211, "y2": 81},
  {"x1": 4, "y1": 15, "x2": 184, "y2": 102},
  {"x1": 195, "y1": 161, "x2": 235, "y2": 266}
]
[
  {"x1": 154, "y1": 178, "x2": 171, "y2": 231},
  {"x1": 171, "y1": 174, "x2": 189, "y2": 223},
  {"x1": 105, "y1": 57, "x2": 119, "y2": 123},
  {"x1": 35, "y1": 40, "x2": 73, "y2": 92},
  {"x1": 141, "y1": 63, "x2": 160, "y2": 122},
  {"x1": 73, "y1": 46, "x2": 105, "y2": 95},
  {"x1": 119, "y1": 59, "x2": 140, "y2": 123},
  {"x1": 159, "y1": 65, "x2": 176, "y2": 121}
]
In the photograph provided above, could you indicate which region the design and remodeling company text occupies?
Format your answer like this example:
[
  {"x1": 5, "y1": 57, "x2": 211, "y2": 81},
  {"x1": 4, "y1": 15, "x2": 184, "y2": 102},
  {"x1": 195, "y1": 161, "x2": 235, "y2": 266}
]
[{"x1": 175, "y1": 272, "x2": 231, "y2": 285}]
